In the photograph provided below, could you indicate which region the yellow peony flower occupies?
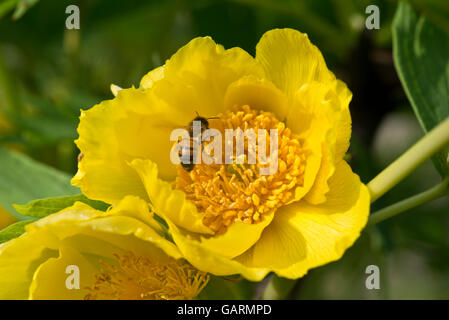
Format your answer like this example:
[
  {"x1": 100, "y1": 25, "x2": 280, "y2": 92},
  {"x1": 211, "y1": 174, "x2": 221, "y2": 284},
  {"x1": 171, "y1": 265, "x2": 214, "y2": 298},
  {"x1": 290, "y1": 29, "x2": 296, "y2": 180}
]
[
  {"x1": 72, "y1": 28, "x2": 370, "y2": 281},
  {"x1": 0, "y1": 196, "x2": 208, "y2": 300}
]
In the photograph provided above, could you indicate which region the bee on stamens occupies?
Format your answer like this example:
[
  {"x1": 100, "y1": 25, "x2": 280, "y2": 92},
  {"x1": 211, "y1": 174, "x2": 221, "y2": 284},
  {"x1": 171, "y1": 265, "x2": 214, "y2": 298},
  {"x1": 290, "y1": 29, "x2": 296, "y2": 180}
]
[{"x1": 178, "y1": 112, "x2": 218, "y2": 172}]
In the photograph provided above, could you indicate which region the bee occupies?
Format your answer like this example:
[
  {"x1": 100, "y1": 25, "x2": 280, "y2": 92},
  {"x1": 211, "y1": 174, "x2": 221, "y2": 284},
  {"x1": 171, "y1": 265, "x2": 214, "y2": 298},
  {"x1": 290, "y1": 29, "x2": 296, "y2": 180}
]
[{"x1": 178, "y1": 112, "x2": 218, "y2": 172}]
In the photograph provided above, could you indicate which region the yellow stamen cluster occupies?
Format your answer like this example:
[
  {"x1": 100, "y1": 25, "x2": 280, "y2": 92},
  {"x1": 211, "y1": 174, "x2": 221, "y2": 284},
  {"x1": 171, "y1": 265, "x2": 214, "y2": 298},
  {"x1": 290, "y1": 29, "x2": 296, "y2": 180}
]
[
  {"x1": 175, "y1": 105, "x2": 306, "y2": 235},
  {"x1": 85, "y1": 252, "x2": 209, "y2": 300}
]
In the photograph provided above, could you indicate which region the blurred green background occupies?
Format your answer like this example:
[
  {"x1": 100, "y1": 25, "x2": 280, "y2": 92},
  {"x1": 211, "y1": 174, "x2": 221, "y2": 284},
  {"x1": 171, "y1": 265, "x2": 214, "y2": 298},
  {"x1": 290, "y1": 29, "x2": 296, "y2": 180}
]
[{"x1": 0, "y1": 0, "x2": 448, "y2": 299}]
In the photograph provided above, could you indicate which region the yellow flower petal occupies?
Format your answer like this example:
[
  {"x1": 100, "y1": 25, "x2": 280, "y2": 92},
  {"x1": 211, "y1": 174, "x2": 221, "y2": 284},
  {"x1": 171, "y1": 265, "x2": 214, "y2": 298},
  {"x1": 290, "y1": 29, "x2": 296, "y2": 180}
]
[
  {"x1": 191, "y1": 211, "x2": 274, "y2": 259},
  {"x1": 284, "y1": 83, "x2": 335, "y2": 202},
  {"x1": 331, "y1": 79, "x2": 353, "y2": 160},
  {"x1": 303, "y1": 80, "x2": 352, "y2": 204},
  {"x1": 286, "y1": 80, "x2": 352, "y2": 204},
  {"x1": 256, "y1": 28, "x2": 335, "y2": 100},
  {"x1": 295, "y1": 82, "x2": 339, "y2": 204},
  {"x1": 146, "y1": 36, "x2": 265, "y2": 121},
  {"x1": 29, "y1": 246, "x2": 97, "y2": 300},
  {"x1": 164, "y1": 217, "x2": 270, "y2": 281},
  {"x1": 72, "y1": 87, "x2": 179, "y2": 204},
  {"x1": 140, "y1": 66, "x2": 164, "y2": 89},
  {"x1": 0, "y1": 233, "x2": 56, "y2": 299},
  {"x1": 235, "y1": 160, "x2": 370, "y2": 279},
  {"x1": 223, "y1": 75, "x2": 289, "y2": 120},
  {"x1": 110, "y1": 84, "x2": 123, "y2": 97}
]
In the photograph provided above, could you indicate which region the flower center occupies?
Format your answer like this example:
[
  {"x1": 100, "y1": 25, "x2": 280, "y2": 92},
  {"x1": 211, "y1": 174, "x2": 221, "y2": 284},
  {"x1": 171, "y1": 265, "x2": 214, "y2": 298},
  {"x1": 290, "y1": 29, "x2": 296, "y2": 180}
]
[
  {"x1": 174, "y1": 105, "x2": 306, "y2": 235},
  {"x1": 85, "y1": 252, "x2": 209, "y2": 300}
]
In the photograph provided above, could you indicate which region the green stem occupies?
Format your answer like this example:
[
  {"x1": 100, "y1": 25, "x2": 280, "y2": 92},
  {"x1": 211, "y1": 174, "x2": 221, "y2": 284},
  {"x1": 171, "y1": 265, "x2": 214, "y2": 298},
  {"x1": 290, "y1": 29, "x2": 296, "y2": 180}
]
[
  {"x1": 367, "y1": 116, "x2": 449, "y2": 203},
  {"x1": 367, "y1": 177, "x2": 449, "y2": 226}
]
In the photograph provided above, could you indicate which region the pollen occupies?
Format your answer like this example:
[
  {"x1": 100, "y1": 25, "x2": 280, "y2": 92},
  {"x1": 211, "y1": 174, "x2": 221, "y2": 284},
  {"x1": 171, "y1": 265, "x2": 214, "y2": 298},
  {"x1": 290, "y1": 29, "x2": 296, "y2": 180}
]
[
  {"x1": 174, "y1": 105, "x2": 306, "y2": 235},
  {"x1": 85, "y1": 252, "x2": 209, "y2": 300}
]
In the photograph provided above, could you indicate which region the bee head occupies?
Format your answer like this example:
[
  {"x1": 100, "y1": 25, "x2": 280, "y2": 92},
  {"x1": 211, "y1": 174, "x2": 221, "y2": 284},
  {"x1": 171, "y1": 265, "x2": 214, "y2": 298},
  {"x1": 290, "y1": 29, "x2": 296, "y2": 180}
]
[{"x1": 192, "y1": 116, "x2": 210, "y2": 129}]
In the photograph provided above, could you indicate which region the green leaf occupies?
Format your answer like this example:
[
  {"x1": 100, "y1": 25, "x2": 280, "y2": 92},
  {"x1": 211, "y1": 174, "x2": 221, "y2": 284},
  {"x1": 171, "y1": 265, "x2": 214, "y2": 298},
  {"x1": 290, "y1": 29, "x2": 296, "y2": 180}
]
[
  {"x1": 0, "y1": 147, "x2": 79, "y2": 220},
  {"x1": 0, "y1": 220, "x2": 34, "y2": 244},
  {"x1": 393, "y1": 1, "x2": 449, "y2": 177},
  {"x1": 13, "y1": 194, "x2": 109, "y2": 219}
]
